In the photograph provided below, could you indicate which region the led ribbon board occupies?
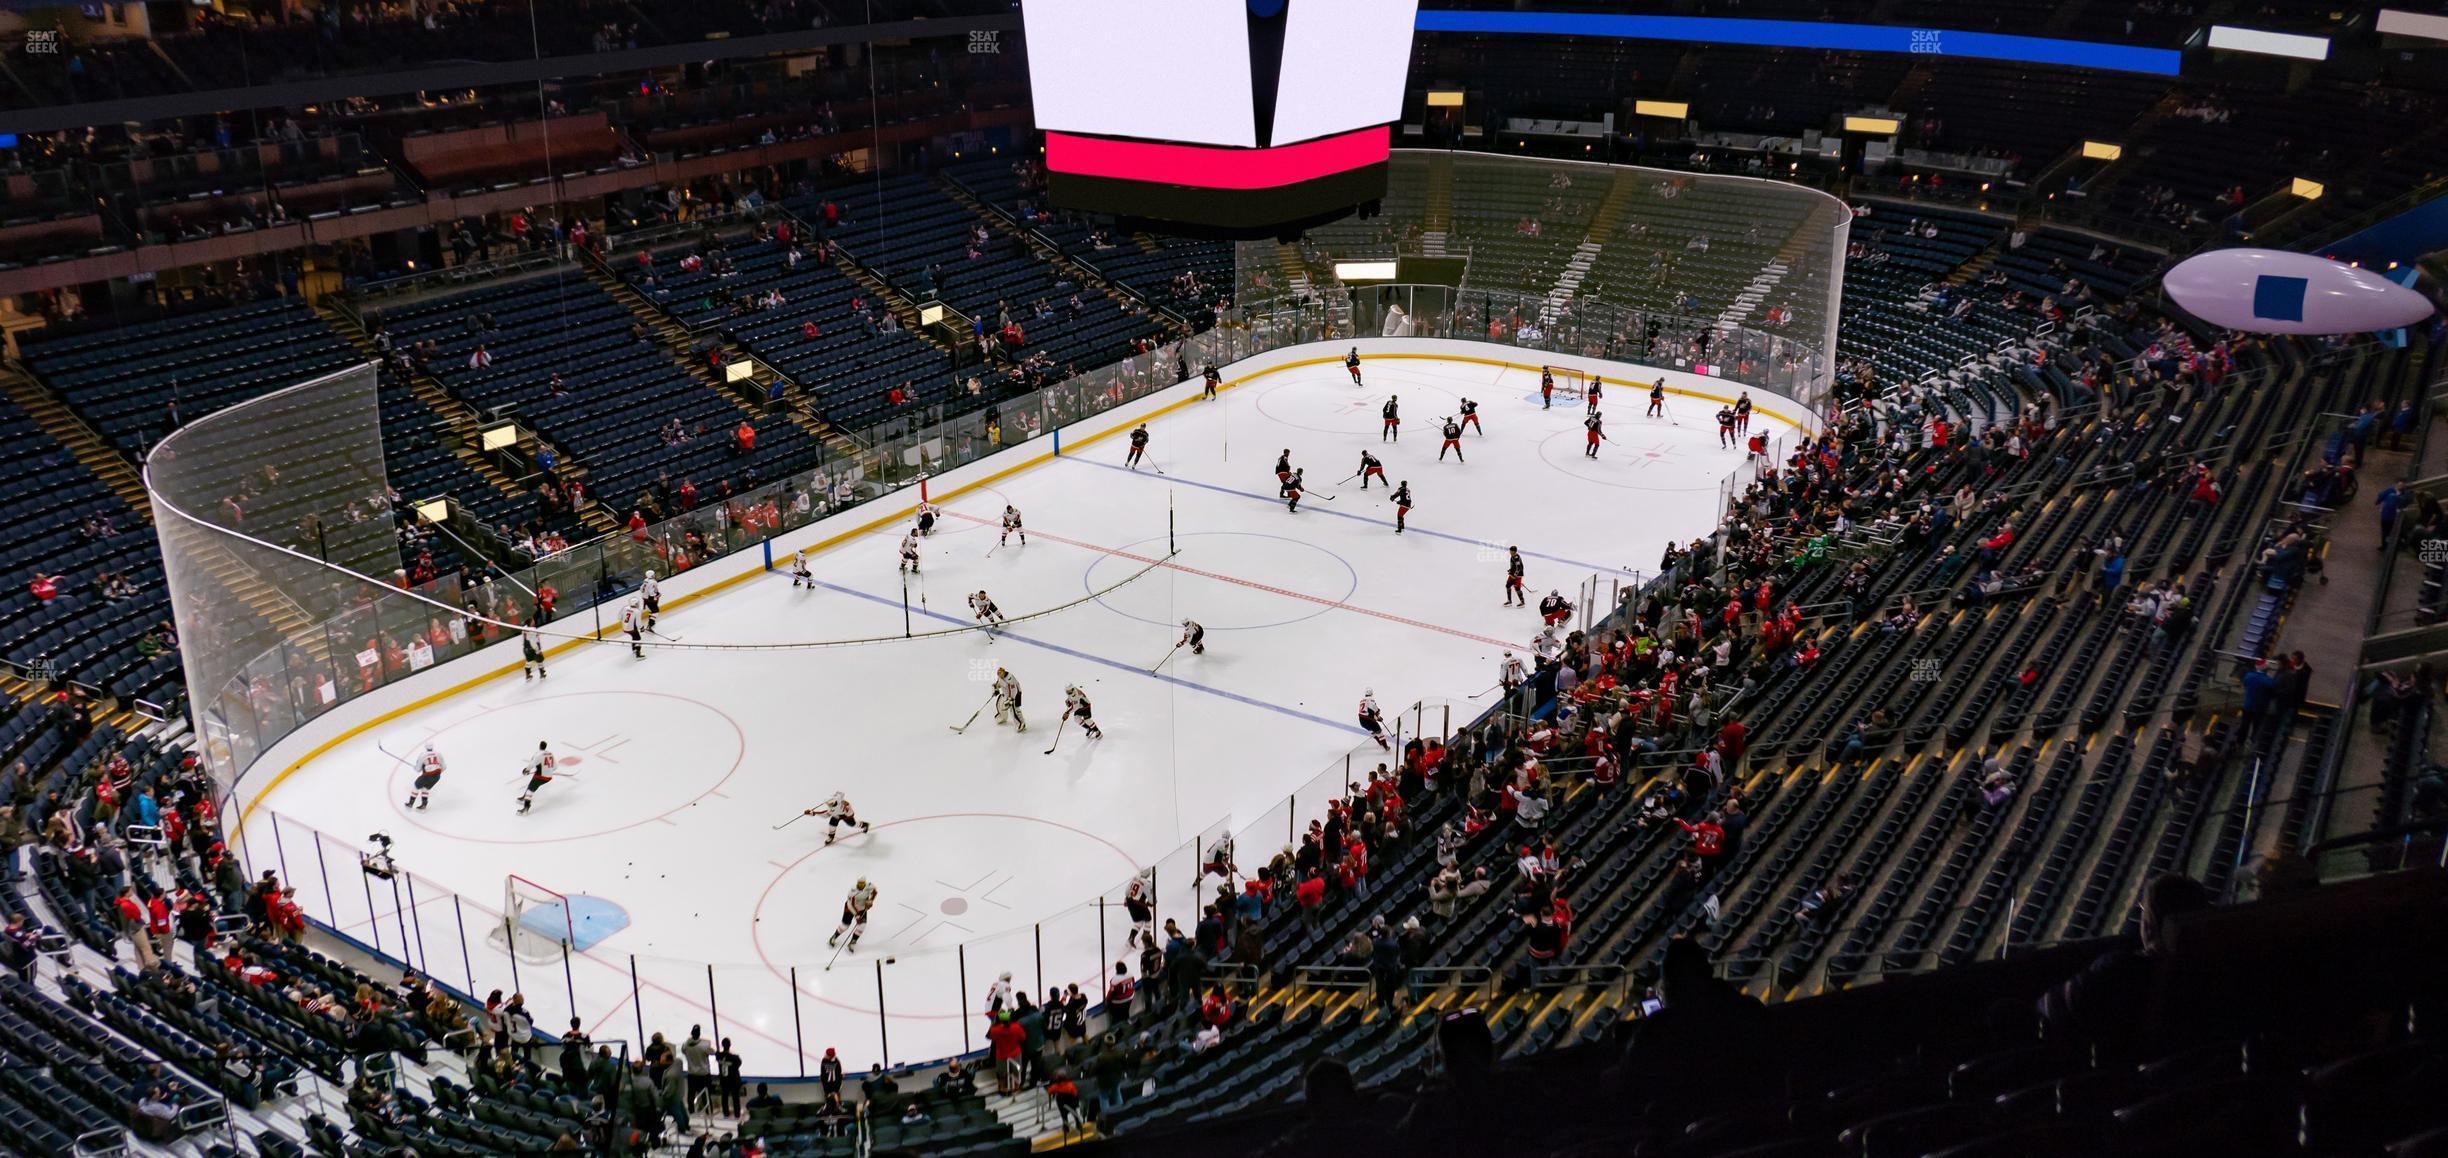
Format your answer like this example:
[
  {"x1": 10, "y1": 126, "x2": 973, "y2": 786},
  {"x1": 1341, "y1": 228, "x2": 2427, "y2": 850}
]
[{"x1": 1412, "y1": 11, "x2": 2185, "y2": 76}]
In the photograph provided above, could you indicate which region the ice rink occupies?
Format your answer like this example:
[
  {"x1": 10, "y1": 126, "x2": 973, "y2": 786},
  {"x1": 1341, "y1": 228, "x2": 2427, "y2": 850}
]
[{"x1": 240, "y1": 350, "x2": 1801, "y2": 1072}]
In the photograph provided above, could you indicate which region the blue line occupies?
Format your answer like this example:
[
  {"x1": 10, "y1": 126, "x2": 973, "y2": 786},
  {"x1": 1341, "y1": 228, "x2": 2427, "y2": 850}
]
[
  {"x1": 798, "y1": 575, "x2": 1369, "y2": 736},
  {"x1": 1412, "y1": 11, "x2": 2185, "y2": 76},
  {"x1": 1066, "y1": 456, "x2": 1638, "y2": 577}
]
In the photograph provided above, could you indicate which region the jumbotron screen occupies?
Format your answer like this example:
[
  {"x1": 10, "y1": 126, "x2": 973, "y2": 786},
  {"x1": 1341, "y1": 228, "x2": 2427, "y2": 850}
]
[{"x1": 1020, "y1": 0, "x2": 1420, "y2": 233}]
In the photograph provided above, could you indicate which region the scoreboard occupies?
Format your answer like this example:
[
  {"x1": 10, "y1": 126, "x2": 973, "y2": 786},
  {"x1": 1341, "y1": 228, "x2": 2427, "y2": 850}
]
[{"x1": 1020, "y1": 0, "x2": 1421, "y2": 234}]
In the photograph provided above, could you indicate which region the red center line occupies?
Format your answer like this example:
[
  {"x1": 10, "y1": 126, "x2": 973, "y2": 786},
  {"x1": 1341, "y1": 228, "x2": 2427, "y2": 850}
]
[{"x1": 942, "y1": 510, "x2": 1527, "y2": 651}]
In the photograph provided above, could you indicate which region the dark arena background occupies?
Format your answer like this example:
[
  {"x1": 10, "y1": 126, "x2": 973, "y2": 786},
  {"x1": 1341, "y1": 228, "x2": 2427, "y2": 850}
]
[{"x1": 0, "y1": 0, "x2": 2440, "y2": 1155}]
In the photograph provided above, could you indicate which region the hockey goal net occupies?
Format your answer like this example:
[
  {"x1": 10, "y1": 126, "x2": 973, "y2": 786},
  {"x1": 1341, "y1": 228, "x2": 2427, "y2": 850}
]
[
  {"x1": 1541, "y1": 365, "x2": 1592, "y2": 401},
  {"x1": 501, "y1": 874, "x2": 575, "y2": 962}
]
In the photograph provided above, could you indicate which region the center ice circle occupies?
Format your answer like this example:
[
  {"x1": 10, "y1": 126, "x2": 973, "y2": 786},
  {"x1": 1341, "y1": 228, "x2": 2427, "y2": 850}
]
[
  {"x1": 384, "y1": 690, "x2": 744, "y2": 844},
  {"x1": 1084, "y1": 532, "x2": 1358, "y2": 630}
]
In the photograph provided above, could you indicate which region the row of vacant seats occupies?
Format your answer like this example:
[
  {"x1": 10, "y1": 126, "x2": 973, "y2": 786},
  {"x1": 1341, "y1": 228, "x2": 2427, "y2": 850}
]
[
  {"x1": 0, "y1": 405, "x2": 175, "y2": 705},
  {"x1": 1685, "y1": 47, "x2": 1914, "y2": 136},
  {"x1": 943, "y1": 159, "x2": 1234, "y2": 322},
  {"x1": 20, "y1": 299, "x2": 358, "y2": 458},
  {"x1": 1915, "y1": 60, "x2": 2170, "y2": 169},
  {"x1": 2105, "y1": 81, "x2": 2439, "y2": 230},
  {"x1": 619, "y1": 227, "x2": 958, "y2": 435},
  {"x1": 805, "y1": 175, "x2": 1161, "y2": 382},
  {"x1": 367, "y1": 268, "x2": 823, "y2": 513}
]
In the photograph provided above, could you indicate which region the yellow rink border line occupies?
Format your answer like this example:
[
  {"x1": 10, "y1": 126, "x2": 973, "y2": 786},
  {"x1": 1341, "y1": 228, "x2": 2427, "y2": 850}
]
[{"x1": 233, "y1": 348, "x2": 1809, "y2": 830}]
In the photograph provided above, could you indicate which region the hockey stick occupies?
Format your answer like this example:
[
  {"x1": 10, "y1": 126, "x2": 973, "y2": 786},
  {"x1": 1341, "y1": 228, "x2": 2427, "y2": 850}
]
[
  {"x1": 949, "y1": 692, "x2": 996, "y2": 733},
  {"x1": 1338, "y1": 471, "x2": 1362, "y2": 484},
  {"x1": 647, "y1": 626, "x2": 685, "y2": 642},
  {"x1": 1466, "y1": 682, "x2": 1505, "y2": 700},
  {"x1": 1041, "y1": 715, "x2": 1070, "y2": 755},
  {"x1": 1148, "y1": 642, "x2": 1183, "y2": 673},
  {"x1": 822, "y1": 937, "x2": 849, "y2": 972},
  {"x1": 772, "y1": 812, "x2": 810, "y2": 831}
]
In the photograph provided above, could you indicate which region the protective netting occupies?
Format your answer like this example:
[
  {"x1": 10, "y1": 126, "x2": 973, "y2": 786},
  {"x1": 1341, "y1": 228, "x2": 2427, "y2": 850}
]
[
  {"x1": 1252, "y1": 150, "x2": 1848, "y2": 416},
  {"x1": 147, "y1": 363, "x2": 424, "y2": 804}
]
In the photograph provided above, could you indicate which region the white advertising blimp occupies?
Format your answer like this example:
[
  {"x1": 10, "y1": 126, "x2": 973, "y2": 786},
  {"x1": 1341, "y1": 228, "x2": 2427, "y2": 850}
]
[{"x1": 2162, "y1": 247, "x2": 2435, "y2": 335}]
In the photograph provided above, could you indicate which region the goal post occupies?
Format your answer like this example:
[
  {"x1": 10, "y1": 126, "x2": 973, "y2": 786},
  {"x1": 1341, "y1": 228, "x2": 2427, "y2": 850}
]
[
  {"x1": 1540, "y1": 365, "x2": 1590, "y2": 400},
  {"x1": 502, "y1": 874, "x2": 576, "y2": 962}
]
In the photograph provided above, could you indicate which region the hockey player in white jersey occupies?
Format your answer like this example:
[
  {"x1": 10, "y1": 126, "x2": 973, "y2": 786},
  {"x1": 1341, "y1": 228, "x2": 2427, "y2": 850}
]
[
  {"x1": 515, "y1": 741, "x2": 557, "y2": 813},
  {"x1": 1122, "y1": 868, "x2": 1157, "y2": 947},
  {"x1": 639, "y1": 569, "x2": 662, "y2": 628},
  {"x1": 1177, "y1": 618, "x2": 1206, "y2": 655},
  {"x1": 829, "y1": 878, "x2": 877, "y2": 950},
  {"x1": 406, "y1": 743, "x2": 445, "y2": 810},
  {"x1": 1061, "y1": 685, "x2": 1103, "y2": 740},
  {"x1": 899, "y1": 530, "x2": 921, "y2": 574},
  {"x1": 1499, "y1": 651, "x2": 1529, "y2": 695},
  {"x1": 620, "y1": 599, "x2": 646, "y2": 659},
  {"x1": 916, "y1": 501, "x2": 939, "y2": 536},
  {"x1": 969, "y1": 590, "x2": 1006, "y2": 637},
  {"x1": 1358, "y1": 688, "x2": 1389, "y2": 751},
  {"x1": 999, "y1": 504, "x2": 1025, "y2": 547},
  {"x1": 789, "y1": 549, "x2": 814, "y2": 588},
  {"x1": 521, "y1": 623, "x2": 547, "y2": 680},
  {"x1": 802, "y1": 792, "x2": 872, "y2": 845},
  {"x1": 992, "y1": 667, "x2": 1026, "y2": 732}
]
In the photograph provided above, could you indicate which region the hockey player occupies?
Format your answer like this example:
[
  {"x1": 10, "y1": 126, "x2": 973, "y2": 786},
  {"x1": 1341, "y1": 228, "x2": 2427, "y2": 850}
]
[
  {"x1": 1533, "y1": 625, "x2": 1563, "y2": 664},
  {"x1": 1438, "y1": 417, "x2": 1466, "y2": 462},
  {"x1": 1499, "y1": 651, "x2": 1529, "y2": 694},
  {"x1": 521, "y1": 621, "x2": 548, "y2": 679},
  {"x1": 1735, "y1": 390, "x2": 1754, "y2": 434},
  {"x1": 515, "y1": 741, "x2": 556, "y2": 814},
  {"x1": 1178, "y1": 617, "x2": 1206, "y2": 655},
  {"x1": 1459, "y1": 397, "x2": 1482, "y2": 435},
  {"x1": 1717, "y1": 404, "x2": 1739, "y2": 448},
  {"x1": 1747, "y1": 432, "x2": 1770, "y2": 462},
  {"x1": 1587, "y1": 375, "x2": 1604, "y2": 415},
  {"x1": 1357, "y1": 449, "x2": 1386, "y2": 489},
  {"x1": 1389, "y1": 481, "x2": 1413, "y2": 534},
  {"x1": 406, "y1": 743, "x2": 445, "y2": 809},
  {"x1": 1358, "y1": 688, "x2": 1390, "y2": 751},
  {"x1": 1505, "y1": 547, "x2": 1527, "y2": 607},
  {"x1": 1585, "y1": 411, "x2": 1606, "y2": 458},
  {"x1": 1125, "y1": 423, "x2": 1151, "y2": 469},
  {"x1": 1201, "y1": 833, "x2": 1237, "y2": 881},
  {"x1": 803, "y1": 792, "x2": 871, "y2": 845},
  {"x1": 1380, "y1": 395, "x2": 1400, "y2": 442},
  {"x1": 828, "y1": 878, "x2": 877, "y2": 950},
  {"x1": 1061, "y1": 684, "x2": 1103, "y2": 740},
  {"x1": 620, "y1": 598, "x2": 646, "y2": 659},
  {"x1": 1647, "y1": 378, "x2": 1667, "y2": 418},
  {"x1": 999, "y1": 504, "x2": 1026, "y2": 547},
  {"x1": 1345, "y1": 347, "x2": 1363, "y2": 385},
  {"x1": 639, "y1": 569, "x2": 662, "y2": 628},
  {"x1": 1123, "y1": 868, "x2": 1157, "y2": 947},
  {"x1": 1274, "y1": 449, "x2": 1294, "y2": 486},
  {"x1": 789, "y1": 549, "x2": 814, "y2": 587},
  {"x1": 1540, "y1": 367, "x2": 1556, "y2": 410},
  {"x1": 993, "y1": 666, "x2": 1027, "y2": 732},
  {"x1": 1540, "y1": 589, "x2": 1573, "y2": 628},
  {"x1": 1202, "y1": 363, "x2": 1222, "y2": 400},
  {"x1": 969, "y1": 589, "x2": 1006, "y2": 637},
  {"x1": 1283, "y1": 467, "x2": 1307, "y2": 514},
  {"x1": 915, "y1": 501, "x2": 938, "y2": 536},
  {"x1": 899, "y1": 530, "x2": 920, "y2": 574}
]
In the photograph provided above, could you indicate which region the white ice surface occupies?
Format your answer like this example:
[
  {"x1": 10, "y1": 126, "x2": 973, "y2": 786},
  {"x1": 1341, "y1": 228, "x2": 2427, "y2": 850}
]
[{"x1": 247, "y1": 355, "x2": 1793, "y2": 1072}]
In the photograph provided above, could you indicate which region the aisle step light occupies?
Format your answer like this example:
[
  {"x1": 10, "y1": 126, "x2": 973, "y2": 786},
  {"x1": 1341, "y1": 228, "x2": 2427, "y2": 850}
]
[
  {"x1": 1634, "y1": 100, "x2": 1688, "y2": 120},
  {"x1": 2082, "y1": 141, "x2": 2124, "y2": 161},
  {"x1": 2291, "y1": 177, "x2": 2325, "y2": 200}
]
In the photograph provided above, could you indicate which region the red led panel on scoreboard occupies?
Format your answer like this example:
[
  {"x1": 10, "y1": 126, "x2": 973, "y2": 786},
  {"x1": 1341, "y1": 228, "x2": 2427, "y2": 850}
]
[{"x1": 1019, "y1": 0, "x2": 1421, "y2": 232}]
